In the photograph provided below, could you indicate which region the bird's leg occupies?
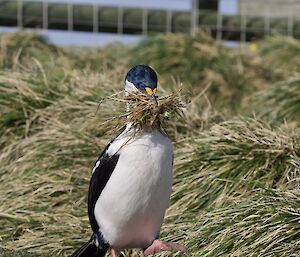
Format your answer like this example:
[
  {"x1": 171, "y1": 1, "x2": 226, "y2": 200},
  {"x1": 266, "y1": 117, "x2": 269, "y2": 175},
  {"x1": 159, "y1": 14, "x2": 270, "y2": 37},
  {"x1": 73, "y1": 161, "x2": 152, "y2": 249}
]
[
  {"x1": 143, "y1": 239, "x2": 188, "y2": 256},
  {"x1": 111, "y1": 248, "x2": 118, "y2": 257}
]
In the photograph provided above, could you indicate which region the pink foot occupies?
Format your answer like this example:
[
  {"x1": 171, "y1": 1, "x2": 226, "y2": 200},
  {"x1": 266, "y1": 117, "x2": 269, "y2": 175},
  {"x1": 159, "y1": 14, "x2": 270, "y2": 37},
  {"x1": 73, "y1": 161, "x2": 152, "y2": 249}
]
[
  {"x1": 143, "y1": 239, "x2": 188, "y2": 256},
  {"x1": 111, "y1": 248, "x2": 118, "y2": 257}
]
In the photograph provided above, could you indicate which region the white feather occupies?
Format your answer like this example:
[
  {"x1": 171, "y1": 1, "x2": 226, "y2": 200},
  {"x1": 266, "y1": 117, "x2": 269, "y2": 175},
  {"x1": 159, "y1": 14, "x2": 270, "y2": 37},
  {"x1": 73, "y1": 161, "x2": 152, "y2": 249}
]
[
  {"x1": 94, "y1": 128, "x2": 173, "y2": 249},
  {"x1": 125, "y1": 80, "x2": 138, "y2": 94}
]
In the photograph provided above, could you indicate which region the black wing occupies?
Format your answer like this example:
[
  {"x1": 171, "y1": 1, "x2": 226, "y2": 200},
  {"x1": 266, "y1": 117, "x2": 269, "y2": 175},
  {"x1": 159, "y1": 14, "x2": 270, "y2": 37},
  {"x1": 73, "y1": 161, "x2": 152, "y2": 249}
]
[{"x1": 88, "y1": 127, "x2": 125, "y2": 233}]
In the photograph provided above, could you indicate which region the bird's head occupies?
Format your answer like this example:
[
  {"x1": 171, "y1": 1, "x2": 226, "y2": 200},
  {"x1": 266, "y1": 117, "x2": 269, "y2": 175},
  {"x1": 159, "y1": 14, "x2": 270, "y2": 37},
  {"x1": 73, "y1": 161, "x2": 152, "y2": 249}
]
[{"x1": 124, "y1": 65, "x2": 158, "y2": 103}]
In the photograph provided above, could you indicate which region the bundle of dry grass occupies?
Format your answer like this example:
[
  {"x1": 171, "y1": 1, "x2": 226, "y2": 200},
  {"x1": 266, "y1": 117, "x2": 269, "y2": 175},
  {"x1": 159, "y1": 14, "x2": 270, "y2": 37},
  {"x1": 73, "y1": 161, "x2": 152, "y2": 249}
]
[
  {"x1": 100, "y1": 89, "x2": 185, "y2": 132},
  {"x1": 126, "y1": 90, "x2": 184, "y2": 127}
]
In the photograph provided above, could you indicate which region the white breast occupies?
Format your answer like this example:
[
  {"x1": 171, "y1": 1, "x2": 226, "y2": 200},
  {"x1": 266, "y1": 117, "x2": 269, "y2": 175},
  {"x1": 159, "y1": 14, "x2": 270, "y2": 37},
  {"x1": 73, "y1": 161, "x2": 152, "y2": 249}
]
[{"x1": 94, "y1": 128, "x2": 173, "y2": 249}]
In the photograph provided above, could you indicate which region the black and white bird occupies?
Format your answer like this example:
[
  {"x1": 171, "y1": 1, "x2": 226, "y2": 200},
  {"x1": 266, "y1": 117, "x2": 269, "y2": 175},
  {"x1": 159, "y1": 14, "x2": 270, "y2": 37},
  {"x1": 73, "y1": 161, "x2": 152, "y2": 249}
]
[{"x1": 70, "y1": 65, "x2": 186, "y2": 257}]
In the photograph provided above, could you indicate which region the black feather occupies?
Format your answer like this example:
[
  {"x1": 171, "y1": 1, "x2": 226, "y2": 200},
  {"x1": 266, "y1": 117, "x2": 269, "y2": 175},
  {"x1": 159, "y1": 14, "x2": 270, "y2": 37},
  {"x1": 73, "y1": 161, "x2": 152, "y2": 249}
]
[
  {"x1": 88, "y1": 149, "x2": 120, "y2": 232},
  {"x1": 71, "y1": 127, "x2": 126, "y2": 257},
  {"x1": 69, "y1": 236, "x2": 109, "y2": 257},
  {"x1": 88, "y1": 126, "x2": 126, "y2": 232}
]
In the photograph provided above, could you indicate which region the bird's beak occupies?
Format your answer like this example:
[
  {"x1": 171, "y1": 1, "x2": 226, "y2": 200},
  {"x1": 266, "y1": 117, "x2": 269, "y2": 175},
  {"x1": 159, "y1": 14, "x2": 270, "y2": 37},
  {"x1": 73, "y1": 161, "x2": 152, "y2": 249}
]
[
  {"x1": 145, "y1": 87, "x2": 158, "y2": 106},
  {"x1": 150, "y1": 94, "x2": 158, "y2": 106}
]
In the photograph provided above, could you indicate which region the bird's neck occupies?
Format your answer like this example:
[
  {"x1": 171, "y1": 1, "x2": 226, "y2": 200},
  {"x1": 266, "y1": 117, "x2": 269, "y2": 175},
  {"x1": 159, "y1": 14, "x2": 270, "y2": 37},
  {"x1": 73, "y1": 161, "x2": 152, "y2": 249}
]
[{"x1": 125, "y1": 121, "x2": 162, "y2": 135}]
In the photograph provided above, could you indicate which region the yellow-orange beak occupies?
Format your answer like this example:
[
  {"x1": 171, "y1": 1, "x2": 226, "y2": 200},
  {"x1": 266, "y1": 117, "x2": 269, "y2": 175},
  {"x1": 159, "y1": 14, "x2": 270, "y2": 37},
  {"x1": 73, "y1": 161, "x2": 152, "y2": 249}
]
[
  {"x1": 145, "y1": 87, "x2": 157, "y2": 96},
  {"x1": 145, "y1": 87, "x2": 158, "y2": 105}
]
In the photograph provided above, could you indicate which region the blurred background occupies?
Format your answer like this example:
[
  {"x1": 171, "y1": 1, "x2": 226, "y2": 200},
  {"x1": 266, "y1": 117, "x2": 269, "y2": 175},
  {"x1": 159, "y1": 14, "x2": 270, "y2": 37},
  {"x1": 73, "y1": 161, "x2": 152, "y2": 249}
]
[
  {"x1": 0, "y1": 1, "x2": 300, "y2": 257},
  {"x1": 1, "y1": 0, "x2": 300, "y2": 46}
]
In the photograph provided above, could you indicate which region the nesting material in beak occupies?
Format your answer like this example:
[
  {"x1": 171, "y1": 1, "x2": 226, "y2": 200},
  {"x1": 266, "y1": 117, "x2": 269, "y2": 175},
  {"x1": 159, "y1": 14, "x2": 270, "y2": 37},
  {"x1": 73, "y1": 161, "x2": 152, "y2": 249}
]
[
  {"x1": 122, "y1": 89, "x2": 184, "y2": 129},
  {"x1": 149, "y1": 94, "x2": 158, "y2": 106}
]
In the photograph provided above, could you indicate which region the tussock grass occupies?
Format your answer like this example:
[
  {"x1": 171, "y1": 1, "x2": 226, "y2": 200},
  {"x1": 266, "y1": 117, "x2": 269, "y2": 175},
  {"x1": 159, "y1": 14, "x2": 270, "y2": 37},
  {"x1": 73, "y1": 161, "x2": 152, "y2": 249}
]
[
  {"x1": 0, "y1": 68, "x2": 69, "y2": 144},
  {"x1": 0, "y1": 119, "x2": 109, "y2": 255},
  {"x1": 65, "y1": 43, "x2": 130, "y2": 72},
  {"x1": 131, "y1": 32, "x2": 267, "y2": 114},
  {"x1": 258, "y1": 36, "x2": 300, "y2": 76},
  {"x1": 171, "y1": 119, "x2": 300, "y2": 212},
  {"x1": 0, "y1": 248, "x2": 43, "y2": 257},
  {"x1": 0, "y1": 32, "x2": 61, "y2": 69},
  {"x1": 253, "y1": 77, "x2": 300, "y2": 124},
  {"x1": 164, "y1": 189, "x2": 300, "y2": 257}
]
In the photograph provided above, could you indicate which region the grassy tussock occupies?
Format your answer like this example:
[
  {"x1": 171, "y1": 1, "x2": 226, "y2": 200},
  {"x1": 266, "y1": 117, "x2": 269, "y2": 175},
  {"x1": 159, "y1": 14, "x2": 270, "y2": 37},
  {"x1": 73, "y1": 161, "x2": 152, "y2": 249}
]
[
  {"x1": 164, "y1": 189, "x2": 300, "y2": 257},
  {"x1": 253, "y1": 77, "x2": 300, "y2": 124},
  {"x1": 0, "y1": 118, "x2": 109, "y2": 255},
  {"x1": 0, "y1": 32, "x2": 61, "y2": 69},
  {"x1": 0, "y1": 60, "x2": 125, "y2": 143},
  {"x1": 171, "y1": 119, "x2": 300, "y2": 211},
  {"x1": 0, "y1": 248, "x2": 43, "y2": 257},
  {"x1": 0, "y1": 68, "x2": 68, "y2": 144},
  {"x1": 131, "y1": 33, "x2": 268, "y2": 114},
  {"x1": 258, "y1": 36, "x2": 300, "y2": 76}
]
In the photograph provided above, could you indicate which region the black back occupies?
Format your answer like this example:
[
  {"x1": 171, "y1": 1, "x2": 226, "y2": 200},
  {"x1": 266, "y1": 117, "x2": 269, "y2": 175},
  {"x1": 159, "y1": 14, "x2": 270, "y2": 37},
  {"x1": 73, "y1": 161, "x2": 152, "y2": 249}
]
[
  {"x1": 88, "y1": 146, "x2": 120, "y2": 233},
  {"x1": 88, "y1": 126, "x2": 126, "y2": 233}
]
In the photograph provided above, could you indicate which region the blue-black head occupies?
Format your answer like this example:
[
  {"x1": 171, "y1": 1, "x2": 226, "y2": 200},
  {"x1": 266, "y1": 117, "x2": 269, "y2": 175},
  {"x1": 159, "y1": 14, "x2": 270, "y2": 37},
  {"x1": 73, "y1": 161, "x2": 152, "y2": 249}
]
[{"x1": 125, "y1": 65, "x2": 158, "y2": 101}]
